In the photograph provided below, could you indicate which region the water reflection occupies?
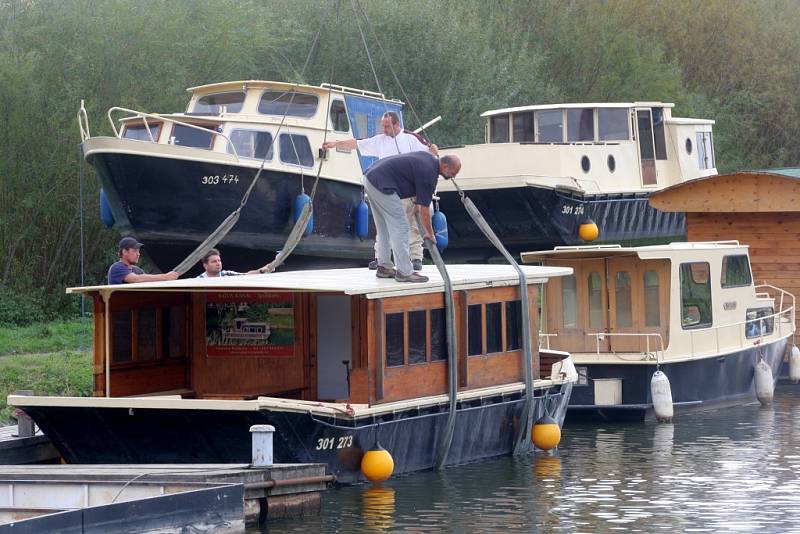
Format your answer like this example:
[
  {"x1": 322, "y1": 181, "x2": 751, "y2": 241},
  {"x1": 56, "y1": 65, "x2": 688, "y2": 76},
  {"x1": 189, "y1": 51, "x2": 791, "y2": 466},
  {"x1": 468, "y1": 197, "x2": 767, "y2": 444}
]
[{"x1": 261, "y1": 387, "x2": 800, "y2": 533}]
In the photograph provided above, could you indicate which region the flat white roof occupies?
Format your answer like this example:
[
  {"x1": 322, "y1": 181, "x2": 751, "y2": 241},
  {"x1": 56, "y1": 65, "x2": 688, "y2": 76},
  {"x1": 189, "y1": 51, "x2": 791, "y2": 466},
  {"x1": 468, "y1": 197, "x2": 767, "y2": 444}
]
[
  {"x1": 521, "y1": 241, "x2": 748, "y2": 262},
  {"x1": 481, "y1": 102, "x2": 675, "y2": 118},
  {"x1": 68, "y1": 265, "x2": 573, "y2": 299}
]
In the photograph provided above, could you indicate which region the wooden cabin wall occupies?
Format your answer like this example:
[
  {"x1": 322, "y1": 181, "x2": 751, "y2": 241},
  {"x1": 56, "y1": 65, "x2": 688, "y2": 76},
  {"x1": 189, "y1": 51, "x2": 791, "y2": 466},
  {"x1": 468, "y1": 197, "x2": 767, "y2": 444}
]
[
  {"x1": 190, "y1": 292, "x2": 308, "y2": 399},
  {"x1": 687, "y1": 211, "x2": 800, "y2": 344}
]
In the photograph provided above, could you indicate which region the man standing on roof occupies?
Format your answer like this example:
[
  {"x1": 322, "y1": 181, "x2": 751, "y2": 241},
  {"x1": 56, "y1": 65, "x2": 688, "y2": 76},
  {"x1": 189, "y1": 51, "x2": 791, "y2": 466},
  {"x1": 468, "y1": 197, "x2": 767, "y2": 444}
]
[
  {"x1": 197, "y1": 248, "x2": 263, "y2": 277},
  {"x1": 322, "y1": 111, "x2": 437, "y2": 271},
  {"x1": 107, "y1": 237, "x2": 179, "y2": 285},
  {"x1": 364, "y1": 152, "x2": 461, "y2": 283}
]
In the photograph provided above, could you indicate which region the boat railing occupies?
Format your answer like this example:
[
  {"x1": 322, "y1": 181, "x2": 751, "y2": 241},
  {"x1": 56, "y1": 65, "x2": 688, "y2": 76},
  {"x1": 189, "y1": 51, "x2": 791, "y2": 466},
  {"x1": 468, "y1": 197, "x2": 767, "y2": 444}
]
[
  {"x1": 106, "y1": 107, "x2": 240, "y2": 161},
  {"x1": 685, "y1": 284, "x2": 795, "y2": 359},
  {"x1": 78, "y1": 100, "x2": 91, "y2": 142},
  {"x1": 539, "y1": 333, "x2": 558, "y2": 350},
  {"x1": 585, "y1": 332, "x2": 666, "y2": 363}
]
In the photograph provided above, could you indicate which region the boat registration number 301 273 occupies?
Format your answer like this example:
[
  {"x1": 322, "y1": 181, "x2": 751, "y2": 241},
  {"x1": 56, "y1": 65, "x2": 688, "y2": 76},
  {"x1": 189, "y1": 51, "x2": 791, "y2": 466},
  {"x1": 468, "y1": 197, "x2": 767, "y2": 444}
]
[
  {"x1": 201, "y1": 174, "x2": 239, "y2": 185},
  {"x1": 315, "y1": 435, "x2": 353, "y2": 450},
  {"x1": 561, "y1": 204, "x2": 585, "y2": 216}
]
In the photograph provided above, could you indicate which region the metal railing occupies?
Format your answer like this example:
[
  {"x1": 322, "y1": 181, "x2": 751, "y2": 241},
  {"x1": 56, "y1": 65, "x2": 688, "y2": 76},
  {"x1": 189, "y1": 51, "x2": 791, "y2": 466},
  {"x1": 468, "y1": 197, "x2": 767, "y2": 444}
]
[
  {"x1": 585, "y1": 332, "x2": 666, "y2": 362},
  {"x1": 104, "y1": 106, "x2": 240, "y2": 161},
  {"x1": 539, "y1": 333, "x2": 558, "y2": 350},
  {"x1": 78, "y1": 100, "x2": 91, "y2": 141}
]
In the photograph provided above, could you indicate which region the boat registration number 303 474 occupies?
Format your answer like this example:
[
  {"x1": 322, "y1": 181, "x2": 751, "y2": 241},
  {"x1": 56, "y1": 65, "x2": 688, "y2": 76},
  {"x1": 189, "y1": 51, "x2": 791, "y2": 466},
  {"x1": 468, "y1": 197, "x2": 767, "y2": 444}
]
[
  {"x1": 315, "y1": 435, "x2": 354, "y2": 450},
  {"x1": 201, "y1": 174, "x2": 239, "y2": 185}
]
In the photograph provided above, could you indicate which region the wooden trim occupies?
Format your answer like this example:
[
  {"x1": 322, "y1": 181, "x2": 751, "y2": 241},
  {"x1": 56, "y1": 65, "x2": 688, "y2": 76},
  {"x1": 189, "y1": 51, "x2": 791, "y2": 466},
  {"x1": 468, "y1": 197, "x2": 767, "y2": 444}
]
[
  {"x1": 529, "y1": 284, "x2": 540, "y2": 380},
  {"x1": 306, "y1": 294, "x2": 317, "y2": 401},
  {"x1": 375, "y1": 298, "x2": 384, "y2": 401},
  {"x1": 425, "y1": 309, "x2": 432, "y2": 363}
]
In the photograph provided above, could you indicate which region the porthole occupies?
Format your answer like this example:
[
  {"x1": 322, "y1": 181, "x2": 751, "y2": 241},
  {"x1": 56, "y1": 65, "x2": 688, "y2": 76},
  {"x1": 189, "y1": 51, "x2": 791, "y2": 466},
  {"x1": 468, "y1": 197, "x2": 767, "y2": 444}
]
[
  {"x1": 685, "y1": 138, "x2": 693, "y2": 155},
  {"x1": 607, "y1": 155, "x2": 616, "y2": 173},
  {"x1": 581, "y1": 155, "x2": 590, "y2": 173}
]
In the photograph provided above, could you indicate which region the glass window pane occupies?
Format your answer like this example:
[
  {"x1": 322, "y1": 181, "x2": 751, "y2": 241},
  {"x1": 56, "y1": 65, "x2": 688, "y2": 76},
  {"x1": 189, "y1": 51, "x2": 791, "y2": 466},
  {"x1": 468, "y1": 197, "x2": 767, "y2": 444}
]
[
  {"x1": 430, "y1": 308, "x2": 447, "y2": 361},
  {"x1": 598, "y1": 108, "x2": 629, "y2": 141},
  {"x1": 486, "y1": 303, "x2": 502, "y2": 353},
  {"x1": 172, "y1": 124, "x2": 215, "y2": 149},
  {"x1": 652, "y1": 107, "x2": 667, "y2": 159},
  {"x1": 490, "y1": 115, "x2": 509, "y2": 143},
  {"x1": 637, "y1": 111, "x2": 655, "y2": 159},
  {"x1": 279, "y1": 133, "x2": 314, "y2": 167},
  {"x1": 505, "y1": 300, "x2": 521, "y2": 351},
  {"x1": 468, "y1": 304, "x2": 483, "y2": 356},
  {"x1": 385, "y1": 313, "x2": 404, "y2": 367},
  {"x1": 137, "y1": 309, "x2": 157, "y2": 361},
  {"x1": 680, "y1": 262, "x2": 713, "y2": 329},
  {"x1": 562, "y1": 275, "x2": 577, "y2": 327},
  {"x1": 192, "y1": 92, "x2": 245, "y2": 114},
  {"x1": 537, "y1": 110, "x2": 563, "y2": 142},
  {"x1": 259, "y1": 91, "x2": 318, "y2": 118},
  {"x1": 615, "y1": 272, "x2": 632, "y2": 327},
  {"x1": 567, "y1": 108, "x2": 594, "y2": 141},
  {"x1": 330, "y1": 100, "x2": 350, "y2": 132},
  {"x1": 408, "y1": 310, "x2": 426, "y2": 364},
  {"x1": 228, "y1": 129, "x2": 274, "y2": 160},
  {"x1": 122, "y1": 123, "x2": 161, "y2": 141},
  {"x1": 512, "y1": 112, "x2": 534, "y2": 142},
  {"x1": 162, "y1": 306, "x2": 185, "y2": 359},
  {"x1": 722, "y1": 255, "x2": 752, "y2": 288},
  {"x1": 111, "y1": 311, "x2": 132, "y2": 363},
  {"x1": 588, "y1": 272, "x2": 603, "y2": 329},
  {"x1": 644, "y1": 271, "x2": 660, "y2": 327}
]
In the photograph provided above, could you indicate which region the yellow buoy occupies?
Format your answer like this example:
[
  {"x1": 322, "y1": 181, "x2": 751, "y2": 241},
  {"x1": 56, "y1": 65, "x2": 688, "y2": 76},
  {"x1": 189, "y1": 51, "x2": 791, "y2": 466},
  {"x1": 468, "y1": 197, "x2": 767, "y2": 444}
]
[
  {"x1": 531, "y1": 415, "x2": 561, "y2": 451},
  {"x1": 360, "y1": 444, "x2": 394, "y2": 482},
  {"x1": 578, "y1": 219, "x2": 599, "y2": 242}
]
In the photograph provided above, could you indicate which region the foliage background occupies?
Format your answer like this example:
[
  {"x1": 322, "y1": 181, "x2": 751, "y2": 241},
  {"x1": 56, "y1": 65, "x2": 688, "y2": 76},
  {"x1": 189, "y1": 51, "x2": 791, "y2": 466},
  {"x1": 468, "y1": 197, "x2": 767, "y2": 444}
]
[{"x1": 1, "y1": 0, "x2": 798, "y2": 323}]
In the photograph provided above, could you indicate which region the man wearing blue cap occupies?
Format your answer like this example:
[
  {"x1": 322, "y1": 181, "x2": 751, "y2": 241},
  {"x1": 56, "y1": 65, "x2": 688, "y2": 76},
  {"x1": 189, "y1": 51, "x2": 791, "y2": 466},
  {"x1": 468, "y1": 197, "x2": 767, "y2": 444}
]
[{"x1": 107, "y1": 237, "x2": 179, "y2": 285}]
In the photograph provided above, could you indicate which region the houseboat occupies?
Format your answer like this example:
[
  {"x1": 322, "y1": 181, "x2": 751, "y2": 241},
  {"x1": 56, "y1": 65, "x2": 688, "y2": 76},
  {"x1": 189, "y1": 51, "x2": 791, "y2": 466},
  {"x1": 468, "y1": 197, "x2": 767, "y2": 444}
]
[
  {"x1": 10, "y1": 265, "x2": 577, "y2": 483},
  {"x1": 520, "y1": 242, "x2": 794, "y2": 421},
  {"x1": 438, "y1": 103, "x2": 717, "y2": 261}
]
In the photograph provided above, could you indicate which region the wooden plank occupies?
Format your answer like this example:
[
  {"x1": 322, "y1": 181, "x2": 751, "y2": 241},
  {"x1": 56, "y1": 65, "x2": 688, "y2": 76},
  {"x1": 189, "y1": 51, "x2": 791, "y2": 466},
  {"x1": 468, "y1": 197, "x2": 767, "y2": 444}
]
[
  {"x1": 375, "y1": 298, "x2": 384, "y2": 401},
  {"x1": 650, "y1": 174, "x2": 800, "y2": 212}
]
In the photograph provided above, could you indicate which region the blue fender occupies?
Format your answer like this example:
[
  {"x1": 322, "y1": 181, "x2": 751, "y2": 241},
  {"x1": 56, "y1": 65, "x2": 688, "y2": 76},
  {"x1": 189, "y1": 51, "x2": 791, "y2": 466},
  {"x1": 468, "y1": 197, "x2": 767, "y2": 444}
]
[
  {"x1": 355, "y1": 199, "x2": 370, "y2": 239},
  {"x1": 99, "y1": 188, "x2": 115, "y2": 228},
  {"x1": 432, "y1": 209, "x2": 448, "y2": 251},
  {"x1": 293, "y1": 192, "x2": 313, "y2": 236}
]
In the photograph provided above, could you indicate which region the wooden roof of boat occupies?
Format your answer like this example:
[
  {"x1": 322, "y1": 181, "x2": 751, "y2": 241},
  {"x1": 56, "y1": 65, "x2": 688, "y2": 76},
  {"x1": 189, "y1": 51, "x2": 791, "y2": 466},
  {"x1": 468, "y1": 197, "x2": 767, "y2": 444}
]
[
  {"x1": 67, "y1": 264, "x2": 572, "y2": 299},
  {"x1": 649, "y1": 168, "x2": 800, "y2": 212},
  {"x1": 521, "y1": 241, "x2": 748, "y2": 261}
]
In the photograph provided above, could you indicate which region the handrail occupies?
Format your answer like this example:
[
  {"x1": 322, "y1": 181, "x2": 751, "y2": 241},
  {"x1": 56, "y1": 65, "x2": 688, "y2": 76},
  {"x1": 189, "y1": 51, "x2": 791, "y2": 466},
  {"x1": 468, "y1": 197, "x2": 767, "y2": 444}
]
[
  {"x1": 585, "y1": 332, "x2": 666, "y2": 363},
  {"x1": 78, "y1": 100, "x2": 90, "y2": 142},
  {"x1": 106, "y1": 106, "x2": 240, "y2": 162},
  {"x1": 538, "y1": 332, "x2": 558, "y2": 350}
]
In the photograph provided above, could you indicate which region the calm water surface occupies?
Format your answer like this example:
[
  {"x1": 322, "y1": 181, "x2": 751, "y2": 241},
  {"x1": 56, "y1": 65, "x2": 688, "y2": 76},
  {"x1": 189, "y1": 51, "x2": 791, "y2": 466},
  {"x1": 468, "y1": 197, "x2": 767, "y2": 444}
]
[{"x1": 260, "y1": 387, "x2": 800, "y2": 533}]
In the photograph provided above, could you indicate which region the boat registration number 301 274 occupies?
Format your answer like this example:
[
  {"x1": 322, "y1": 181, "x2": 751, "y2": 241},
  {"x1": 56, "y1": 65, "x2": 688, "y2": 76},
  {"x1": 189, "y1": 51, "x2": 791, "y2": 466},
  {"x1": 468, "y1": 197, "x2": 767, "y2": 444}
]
[
  {"x1": 315, "y1": 435, "x2": 353, "y2": 450},
  {"x1": 561, "y1": 204, "x2": 585, "y2": 216},
  {"x1": 201, "y1": 174, "x2": 239, "y2": 185}
]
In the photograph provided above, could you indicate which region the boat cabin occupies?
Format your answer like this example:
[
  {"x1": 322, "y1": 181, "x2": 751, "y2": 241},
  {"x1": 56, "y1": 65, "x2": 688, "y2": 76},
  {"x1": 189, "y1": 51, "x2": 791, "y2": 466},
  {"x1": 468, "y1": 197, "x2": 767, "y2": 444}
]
[
  {"x1": 70, "y1": 266, "x2": 573, "y2": 403},
  {"x1": 521, "y1": 242, "x2": 795, "y2": 364},
  {"x1": 439, "y1": 102, "x2": 716, "y2": 195}
]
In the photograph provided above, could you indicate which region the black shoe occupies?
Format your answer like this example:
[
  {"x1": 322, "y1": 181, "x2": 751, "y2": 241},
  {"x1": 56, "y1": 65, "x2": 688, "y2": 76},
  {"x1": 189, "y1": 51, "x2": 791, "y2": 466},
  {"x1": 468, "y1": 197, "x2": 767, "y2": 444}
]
[
  {"x1": 412, "y1": 259, "x2": 423, "y2": 271},
  {"x1": 395, "y1": 272, "x2": 429, "y2": 283},
  {"x1": 376, "y1": 265, "x2": 396, "y2": 278},
  {"x1": 368, "y1": 259, "x2": 378, "y2": 270}
]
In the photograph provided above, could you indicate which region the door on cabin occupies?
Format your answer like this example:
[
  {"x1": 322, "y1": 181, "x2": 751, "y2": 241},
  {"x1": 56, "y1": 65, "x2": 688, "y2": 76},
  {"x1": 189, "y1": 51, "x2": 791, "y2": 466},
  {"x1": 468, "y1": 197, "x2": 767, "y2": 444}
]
[
  {"x1": 607, "y1": 257, "x2": 642, "y2": 352},
  {"x1": 582, "y1": 260, "x2": 610, "y2": 353},
  {"x1": 316, "y1": 295, "x2": 352, "y2": 401},
  {"x1": 544, "y1": 271, "x2": 584, "y2": 354},
  {"x1": 639, "y1": 260, "x2": 671, "y2": 356}
]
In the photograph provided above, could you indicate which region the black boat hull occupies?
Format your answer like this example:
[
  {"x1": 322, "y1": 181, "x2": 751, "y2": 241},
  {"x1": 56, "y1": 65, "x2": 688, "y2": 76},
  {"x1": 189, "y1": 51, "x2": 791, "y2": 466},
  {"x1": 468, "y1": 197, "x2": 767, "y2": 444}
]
[
  {"x1": 21, "y1": 384, "x2": 572, "y2": 484},
  {"x1": 566, "y1": 337, "x2": 789, "y2": 423}
]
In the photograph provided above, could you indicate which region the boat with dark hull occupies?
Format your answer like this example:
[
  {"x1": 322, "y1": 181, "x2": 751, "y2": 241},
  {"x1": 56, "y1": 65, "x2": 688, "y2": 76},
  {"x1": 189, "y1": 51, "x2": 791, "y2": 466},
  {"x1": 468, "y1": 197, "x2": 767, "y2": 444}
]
[
  {"x1": 521, "y1": 242, "x2": 795, "y2": 422},
  {"x1": 438, "y1": 103, "x2": 716, "y2": 261},
  {"x1": 11, "y1": 265, "x2": 577, "y2": 483}
]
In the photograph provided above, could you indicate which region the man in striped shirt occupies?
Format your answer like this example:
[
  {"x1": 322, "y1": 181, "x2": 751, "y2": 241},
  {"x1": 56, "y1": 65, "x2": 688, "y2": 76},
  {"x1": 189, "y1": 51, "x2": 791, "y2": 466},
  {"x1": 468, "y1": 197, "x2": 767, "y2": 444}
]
[{"x1": 197, "y1": 249, "x2": 261, "y2": 278}]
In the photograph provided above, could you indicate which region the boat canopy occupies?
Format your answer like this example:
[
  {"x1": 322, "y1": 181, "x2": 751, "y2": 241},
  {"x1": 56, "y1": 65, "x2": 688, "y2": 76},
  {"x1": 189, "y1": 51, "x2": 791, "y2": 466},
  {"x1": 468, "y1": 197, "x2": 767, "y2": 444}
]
[{"x1": 521, "y1": 241, "x2": 748, "y2": 262}]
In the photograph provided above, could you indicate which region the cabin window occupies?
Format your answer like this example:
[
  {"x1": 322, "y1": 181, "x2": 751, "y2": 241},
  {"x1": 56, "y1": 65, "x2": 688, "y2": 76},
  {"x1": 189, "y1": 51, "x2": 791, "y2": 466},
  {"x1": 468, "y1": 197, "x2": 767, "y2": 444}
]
[
  {"x1": 537, "y1": 110, "x2": 563, "y2": 142},
  {"x1": 489, "y1": 115, "x2": 510, "y2": 143},
  {"x1": 697, "y1": 131, "x2": 715, "y2": 170},
  {"x1": 486, "y1": 302, "x2": 503, "y2": 353},
  {"x1": 746, "y1": 307, "x2": 775, "y2": 338},
  {"x1": 191, "y1": 91, "x2": 246, "y2": 114},
  {"x1": 430, "y1": 308, "x2": 448, "y2": 361},
  {"x1": 408, "y1": 310, "x2": 427, "y2": 364},
  {"x1": 644, "y1": 271, "x2": 660, "y2": 327},
  {"x1": 137, "y1": 309, "x2": 157, "y2": 361},
  {"x1": 588, "y1": 272, "x2": 603, "y2": 329},
  {"x1": 561, "y1": 275, "x2": 577, "y2": 327},
  {"x1": 385, "y1": 312, "x2": 405, "y2": 367},
  {"x1": 122, "y1": 123, "x2": 161, "y2": 142},
  {"x1": 721, "y1": 255, "x2": 752, "y2": 288},
  {"x1": 171, "y1": 124, "x2": 216, "y2": 149},
  {"x1": 279, "y1": 133, "x2": 314, "y2": 167},
  {"x1": 468, "y1": 304, "x2": 483, "y2": 355},
  {"x1": 259, "y1": 90, "x2": 318, "y2": 118},
  {"x1": 680, "y1": 262, "x2": 712, "y2": 329},
  {"x1": 162, "y1": 306, "x2": 186, "y2": 359},
  {"x1": 330, "y1": 100, "x2": 350, "y2": 132},
  {"x1": 111, "y1": 311, "x2": 133, "y2": 363},
  {"x1": 598, "y1": 108, "x2": 629, "y2": 141},
  {"x1": 512, "y1": 112, "x2": 534, "y2": 142},
  {"x1": 652, "y1": 108, "x2": 667, "y2": 160},
  {"x1": 567, "y1": 108, "x2": 594, "y2": 142},
  {"x1": 505, "y1": 300, "x2": 521, "y2": 351},
  {"x1": 112, "y1": 305, "x2": 187, "y2": 364},
  {"x1": 615, "y1": 272, "x2": 632, "y2": 327},
  {"x1": 228, "y1": 129, "x2": 274, "y2": 160}
]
